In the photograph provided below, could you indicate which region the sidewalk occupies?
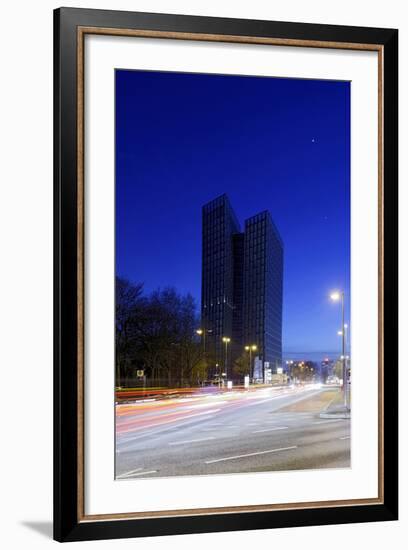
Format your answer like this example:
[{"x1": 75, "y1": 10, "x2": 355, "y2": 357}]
[{"x1": 319, "y1": 386, "x2": 351, "y2": 419}]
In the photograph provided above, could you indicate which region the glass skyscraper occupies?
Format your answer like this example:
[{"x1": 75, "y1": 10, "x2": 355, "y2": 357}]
[
  {"x1": 201, "y1": 195, "x2": 283, "y2": 378},
  {"x1": 201, "y1": 195, "x2": 240, "y2": 368},
  {"x1": 243, "y1": 211, "x2": 284, "y2": 374}
]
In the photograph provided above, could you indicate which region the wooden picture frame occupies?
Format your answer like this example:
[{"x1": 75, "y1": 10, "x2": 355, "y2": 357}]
[{"x1": 54, "y1": 7, "x2": 398, "y2": 542}]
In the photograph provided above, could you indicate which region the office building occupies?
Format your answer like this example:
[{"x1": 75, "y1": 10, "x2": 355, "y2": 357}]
[
  {"x1": 243, "y1": 211, "x2": 283, "y2": 374},
  {"x1": 201, "y1": 195, "x2": 240, "y2": 369},
  {"x1": 201, "y1": 195, "x2": 283, "y2": 378}
]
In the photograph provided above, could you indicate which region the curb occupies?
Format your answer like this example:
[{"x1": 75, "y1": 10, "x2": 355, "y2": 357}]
[{"x1": 319, "y1": 412, "x2": 351, "y2": 419}]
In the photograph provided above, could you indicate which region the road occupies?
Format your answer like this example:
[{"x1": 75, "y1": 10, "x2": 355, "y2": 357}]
[{"x1": 115, "y1": 385, "x2": 350, "y2": 479}]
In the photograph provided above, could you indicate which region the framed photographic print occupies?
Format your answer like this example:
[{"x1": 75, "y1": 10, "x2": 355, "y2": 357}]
[{"x1": 54, "y1": 7, "x2": 398, "y2": 542}]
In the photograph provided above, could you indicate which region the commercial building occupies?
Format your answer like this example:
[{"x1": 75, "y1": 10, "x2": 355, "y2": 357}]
[
  {"x1": 201, "y1": 194, "x2": 283, "y2": 378},
  {"x1": 201, "y1": 195, "x2": 241, "y2": 370},
  {"x1": 243, "y1": 211, "x2": 284, "y2": 375}
]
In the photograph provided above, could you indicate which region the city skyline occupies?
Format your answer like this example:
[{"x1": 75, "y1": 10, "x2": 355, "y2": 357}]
[{"x1": 116, "y1": 69, "x2": 350, "y2": 356}]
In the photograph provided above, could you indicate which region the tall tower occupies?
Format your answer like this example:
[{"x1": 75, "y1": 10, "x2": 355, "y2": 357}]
[
  {"x1": 201, "y1": 195, "x2": 240, "y2": 366},
  {"x1": 231, "y1": 232, "x2": 244, "y2": 363},
  {"x1": 243, "y1": 211, "x2": 284, "y2": 374},
  {"x1": 201, "y1": 196, "x2": 283, "y2": 379}
]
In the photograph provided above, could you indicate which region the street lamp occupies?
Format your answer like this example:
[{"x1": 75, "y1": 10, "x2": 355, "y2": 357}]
[
  {"x1": 196, "y1": 328, "x2": 205, "y2": 357},
  {"x1": 245, "y1": 344, "x2": 257, "y2": 378},
  {"x1": 343, "y1": 324, "x2": 349, "y2": 377},
  {"x1": 222, "y1": 337, "x2": 231, "y2": 379},
  {"x1": 330, "y1": 290, "x2": 348, "y2": 409},
  {"x1": 196, "y1": 328, "x2": 213, "y2": 356}
]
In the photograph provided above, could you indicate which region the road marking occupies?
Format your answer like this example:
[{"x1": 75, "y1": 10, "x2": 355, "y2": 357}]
[
  {"x1": 169, "y1": 437, "x2": 215, "y2": 446},
  {"x1": 313, "y1": 419, "x2": 345, "y2": 425},
  {"x1": 121, "y1": 470, "x2": 157, "y2": 478},
  {"x1": 116, "y1": 467, "x2": 158, "y2": 479},
  {"x1": 205, "y1": 446, "x2": 297, "y2": 464},
  {"x1": 339, "y1": 435, "x2": 350, "y2": 440},
  {"x1": 252, "y1": 426, "x2": 288, "y2": 433}
]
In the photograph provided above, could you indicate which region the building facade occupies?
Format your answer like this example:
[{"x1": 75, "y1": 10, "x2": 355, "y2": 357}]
[
  {"x1": 243, "y1": 211, "x2": 284, "y2": 375},
  {"x1": 201, "y1": 195, "x2": 241, "y2": 370},
  {"x1": 231, "y1": 232, "x2": 244, "y2": 363},
  {"x1": 201, "y1": 195, "x2": 284, "y2": 379}
]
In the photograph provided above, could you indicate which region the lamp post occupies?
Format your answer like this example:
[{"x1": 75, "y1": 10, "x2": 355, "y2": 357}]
[
  {"x1": 344, "y1": 323, "x2": 348, "y2": 347},
  {"x1": 196, "y1": 327, "x2": 213, "y2": 356},
  {"x1": 222, "y1": 337, "x2": 231, "y2": 379},
  {"x1": 196, "y1": 328, "x2": 205, "y2": 356},
  {"x1": 245, "y1": 344, "x2": 257, "y2": 379},
  {"x1": 330, "y1": 291, "x2": 348, "y2": 409}
]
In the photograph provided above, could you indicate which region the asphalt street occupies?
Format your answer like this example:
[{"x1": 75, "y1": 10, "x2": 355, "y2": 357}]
[{"x1": 115, "y1": 385, "x2": 350, "y2": 479}]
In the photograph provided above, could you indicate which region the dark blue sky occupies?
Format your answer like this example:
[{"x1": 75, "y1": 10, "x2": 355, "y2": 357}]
[{"x1": 116, "y1": 69, "x2": 350, "y2": 359}]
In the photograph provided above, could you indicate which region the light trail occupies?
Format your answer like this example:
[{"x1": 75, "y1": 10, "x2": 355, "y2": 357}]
[
  {"x1": 116, "y1": 385, "x2": 316, "y2": 437},
  {"x1": 117, "y1": 408, "x2": 222, "y2": 435}
]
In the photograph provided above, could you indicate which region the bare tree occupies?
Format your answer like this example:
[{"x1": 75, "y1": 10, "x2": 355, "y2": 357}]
[
  {"x1": 115, "y1": 277, "x2": 207, "y2": 388},
  {"x1": 115, "y1": 277, "x2": 145, "y2": 385}
]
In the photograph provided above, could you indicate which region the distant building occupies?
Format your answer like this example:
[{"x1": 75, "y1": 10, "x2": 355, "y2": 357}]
[
  {"x1": 201, "y1": 194, "x2": 284, "y2": 378},
  {"x1": 286, "y1": 360, "x2": 317, "y2": 382},
  {"x1": 320, "y1": 358, "x2": 334, "y2": 382}
]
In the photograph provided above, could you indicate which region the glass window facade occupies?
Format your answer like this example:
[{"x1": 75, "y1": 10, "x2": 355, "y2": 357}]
[
  {"x1": 202, "y1": 196, "x2": 283, "y2": 376},
  {"x1": 202, "y1": 195, "x2": 240, "y2": 365},
  {"x1": 243, "y1": 212, "x2": 283, "y2": 373}
]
